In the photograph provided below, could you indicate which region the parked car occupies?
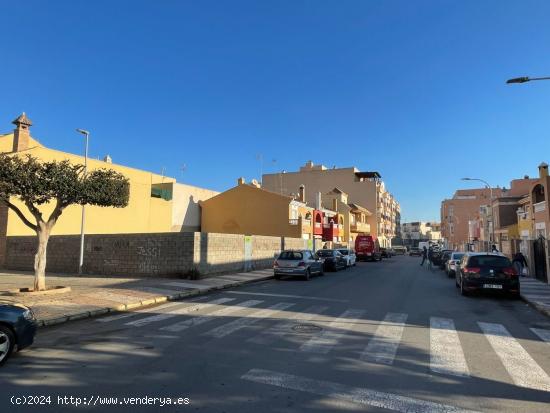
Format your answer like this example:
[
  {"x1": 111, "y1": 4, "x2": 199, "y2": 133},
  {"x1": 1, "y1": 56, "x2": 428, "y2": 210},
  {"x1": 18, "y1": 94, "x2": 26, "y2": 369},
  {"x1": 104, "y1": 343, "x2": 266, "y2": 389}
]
[
  {"x1": 316, "y1": 249, "x2": 348, "y2": 271},
  {"x1": 446, "y1": 252, "x2": 465, "y2": 276},
  {"x1": 436, "y1": 249, "x2": 453, "y2": 269},
  {"x1": 0, "y1": 301, "x2": 37, "y2": 366},
  {"x1": 337, "y1": 249, "x2": 356, "y2": 267},
  {"x1": 432, "y1": 248, "x2": 449, "y2": 269},
  {"x1": 455, "y1": 253, "x2": 520, "y2": 298},
  {"x1": 409, "y1": 247, "x2": 422, "y2": 257},
  {"x1": 274, "y1": 250, "x2": 324, "y2": 280},
  {"x1": 380, "y1": 248, "x2": 393, "y2": 258},
  {"x1": 355, "y1": 235, "x2": 382, "y2": 261},
  {"x1": 392, "y1": 246, "x2": 407, "y2": 255}
]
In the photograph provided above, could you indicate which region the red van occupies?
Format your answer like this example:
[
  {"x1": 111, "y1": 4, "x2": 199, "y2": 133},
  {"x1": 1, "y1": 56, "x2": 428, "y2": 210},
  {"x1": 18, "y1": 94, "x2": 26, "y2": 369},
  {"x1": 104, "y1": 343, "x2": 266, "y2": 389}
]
[{"x1": 355, "y1": 235, "x2": 382, "y2": 261}]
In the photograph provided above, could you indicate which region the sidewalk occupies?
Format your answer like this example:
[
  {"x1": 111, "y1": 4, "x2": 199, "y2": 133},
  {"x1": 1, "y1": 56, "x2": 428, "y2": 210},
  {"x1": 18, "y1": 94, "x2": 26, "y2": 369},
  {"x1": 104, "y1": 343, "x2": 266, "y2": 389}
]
[
  {"x1": 520, "y1": 276, "x2": 550, "y2": 317},
  {"x1": 0, "y1": 269, "x2": 274, "y2": 327}
]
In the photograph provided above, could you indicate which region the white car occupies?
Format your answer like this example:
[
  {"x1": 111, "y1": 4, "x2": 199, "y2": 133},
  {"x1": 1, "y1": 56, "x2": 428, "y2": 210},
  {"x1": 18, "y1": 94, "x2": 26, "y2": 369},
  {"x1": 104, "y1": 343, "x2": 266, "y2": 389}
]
[
  {"x1": 446, "y1": 252, "x2": 465, "y2": 277},
  {"x1": 337, "y1": 249, "x2": 356, "y2": 267}
]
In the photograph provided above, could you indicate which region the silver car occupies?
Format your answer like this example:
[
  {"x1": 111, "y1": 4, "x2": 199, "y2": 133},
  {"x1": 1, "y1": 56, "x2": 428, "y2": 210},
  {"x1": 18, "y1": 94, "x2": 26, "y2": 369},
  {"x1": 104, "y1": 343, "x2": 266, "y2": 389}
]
[
  {"x1": 446, "y1": 252, "x2": 465, "y2": 277},
  {"x1": 337, "y1": 249, "x2": 356, "y2": 267},
  {"x1": 274, "y1": 250, "x2": 324, "y2": 280}
]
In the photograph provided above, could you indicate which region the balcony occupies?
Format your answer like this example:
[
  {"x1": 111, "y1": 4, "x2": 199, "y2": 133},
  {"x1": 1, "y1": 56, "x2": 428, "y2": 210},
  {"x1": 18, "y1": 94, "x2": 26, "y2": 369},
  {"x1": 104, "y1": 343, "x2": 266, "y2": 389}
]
[
  {"x1": 534, "y1": 201, "x2": 546, "y2": 213},
  {"x1": 351, "y1": 222, "x2": 370, "y2": 233},
  {"x1": 313, "y1": 221, "x2": 323, "y2": 236},
  {"x1": 322, "y1": 222, "x2": 341, "y2": 241}
]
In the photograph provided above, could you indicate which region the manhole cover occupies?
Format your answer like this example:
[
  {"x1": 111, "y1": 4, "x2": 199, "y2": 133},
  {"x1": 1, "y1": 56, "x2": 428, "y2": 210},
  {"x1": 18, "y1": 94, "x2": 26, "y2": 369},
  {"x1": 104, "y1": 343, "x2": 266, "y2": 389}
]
[{"x1": 292, "y1": 324, "x2": 322, "y2": 334}]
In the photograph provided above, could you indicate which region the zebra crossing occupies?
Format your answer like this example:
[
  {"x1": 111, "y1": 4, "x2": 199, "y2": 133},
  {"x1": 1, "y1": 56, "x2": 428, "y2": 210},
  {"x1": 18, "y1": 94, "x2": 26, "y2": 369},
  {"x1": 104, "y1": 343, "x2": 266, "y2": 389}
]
[{"x1": 96, "y1": 295, "x2": 550, "y2": 391}]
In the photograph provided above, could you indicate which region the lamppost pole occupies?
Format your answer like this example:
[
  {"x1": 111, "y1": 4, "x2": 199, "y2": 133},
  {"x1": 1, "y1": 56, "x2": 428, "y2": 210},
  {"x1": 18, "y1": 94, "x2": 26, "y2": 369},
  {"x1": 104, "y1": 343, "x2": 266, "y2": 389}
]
[
  {"x1": 461, "y1": 177, "x2": 494, "y2": 251},
  {"x1": 506, "y1": 76, "x2": 550, "y2": 84},
  {"x1": 76, "y1": 129, "x2": 90, "y2": 275}
]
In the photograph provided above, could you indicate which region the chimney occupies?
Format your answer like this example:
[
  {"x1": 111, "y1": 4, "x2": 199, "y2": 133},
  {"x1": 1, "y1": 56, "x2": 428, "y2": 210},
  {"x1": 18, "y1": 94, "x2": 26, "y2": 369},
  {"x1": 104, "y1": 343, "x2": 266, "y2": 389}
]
[
  {"x1": 316, "y1": 192, "x2": 322, "y2": 209},
  {"x1": 237, "y1": 177, "x2": 246, "y2": 185},
  {"x1": 250, "y1": 179, "x2": 260, "y2": 188},
  {"x1": 299, "y1": 185, "x2": 305, "y2": 203},
  {"x1": 332, "y1": 198, "x2": 338, "y2": 211},
  {"x1": 12, "y1": 112, "x2": 33, "y2": 152},
  {"x1": 103, "y1": 154, "x2": 112, "y2": 163},
  {"x1": 538, "y1": 162, "x2": 548, "y2": 179}
]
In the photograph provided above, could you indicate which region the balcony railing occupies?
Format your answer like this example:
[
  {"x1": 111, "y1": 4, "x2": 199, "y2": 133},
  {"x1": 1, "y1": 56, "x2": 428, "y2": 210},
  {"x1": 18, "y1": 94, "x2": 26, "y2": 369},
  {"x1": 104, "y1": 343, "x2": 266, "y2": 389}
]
[
  {"x1": 351, "y1": 222, "x2": 370, "y2": 233},
  {"x1": 534, "y1": 201, "x2": 546, "y2": 213}
]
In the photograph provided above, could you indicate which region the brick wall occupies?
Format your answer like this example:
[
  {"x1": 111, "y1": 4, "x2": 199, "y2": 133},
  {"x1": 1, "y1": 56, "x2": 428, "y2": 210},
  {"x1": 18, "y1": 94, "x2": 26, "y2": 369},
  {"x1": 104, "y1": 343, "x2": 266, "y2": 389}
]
[{"x1": 4, "y1": 232, "x2": 307, "y2": 277}]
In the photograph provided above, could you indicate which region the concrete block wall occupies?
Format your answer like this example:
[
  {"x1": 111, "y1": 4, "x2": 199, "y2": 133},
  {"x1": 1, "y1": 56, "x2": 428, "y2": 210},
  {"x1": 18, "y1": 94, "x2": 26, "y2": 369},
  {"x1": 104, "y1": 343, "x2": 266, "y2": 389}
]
[
  {"x1": 250, "y1": 235, "x2": 283, "y2": 270},
  {"x1": 3, "y1": 232, "x2": 307, "y2": 278}
]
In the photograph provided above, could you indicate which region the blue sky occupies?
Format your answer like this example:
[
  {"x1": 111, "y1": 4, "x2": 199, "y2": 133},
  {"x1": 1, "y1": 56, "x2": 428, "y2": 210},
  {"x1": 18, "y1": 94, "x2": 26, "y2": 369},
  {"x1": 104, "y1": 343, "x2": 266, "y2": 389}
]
[{"x1": 1, "y1": 0, "x2": 549, "y2": 222}]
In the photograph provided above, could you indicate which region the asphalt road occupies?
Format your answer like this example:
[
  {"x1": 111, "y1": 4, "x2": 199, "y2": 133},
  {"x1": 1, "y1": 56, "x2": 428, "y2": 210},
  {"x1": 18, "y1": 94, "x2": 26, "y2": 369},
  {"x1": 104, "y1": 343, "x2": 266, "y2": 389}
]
[{"x1": 1, "y1": 255, "x2": 550, "y2": 413}]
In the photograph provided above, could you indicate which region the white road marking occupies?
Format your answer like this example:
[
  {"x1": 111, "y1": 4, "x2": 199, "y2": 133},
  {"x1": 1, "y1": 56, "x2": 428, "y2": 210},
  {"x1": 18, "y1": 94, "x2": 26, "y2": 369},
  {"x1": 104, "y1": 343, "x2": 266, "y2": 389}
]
[
  {"x1": 125, "y1": 298, "x2": 235, "y2": 327},
  {"x1": 430, "y1": 317, "x2": 469, "y2": 377},
  {"x1": 300, "y1": 309, "x2": 366, "y2": 354},
  {"x1": 478, "y1": 322, "x2": 550, "y2": 391},
  {"x1": 225, "y1": 290, "x2": 348, "y2": 303},
  {"x1": 160, "y1": 300, "x2": 263, "y2": 332},
  {"x1": 360, "y1": 313, "x2": 407, "y2": 365},
  {"x1": 530, "y1": 328, "x2": 550, "y2": 344},
  {"x1": 96, "y1": 302, "x2": 183, "y2": 323},
  {"x1": 203, "y1": 302, "x2": 294, "y2": 338},
  {"x1": 247, "y1": 305, "x2": 329, "y2": 345},
  {"x1": 241, "y1": 368, "x2": 480, "y2": 413}
]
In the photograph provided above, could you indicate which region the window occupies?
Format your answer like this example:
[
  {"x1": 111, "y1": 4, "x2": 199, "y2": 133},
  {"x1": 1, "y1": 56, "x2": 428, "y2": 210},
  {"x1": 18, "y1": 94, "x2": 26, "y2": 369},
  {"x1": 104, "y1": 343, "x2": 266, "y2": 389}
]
[{"x1": 279, "y1": 251, "x2": 303, "y2": 260}]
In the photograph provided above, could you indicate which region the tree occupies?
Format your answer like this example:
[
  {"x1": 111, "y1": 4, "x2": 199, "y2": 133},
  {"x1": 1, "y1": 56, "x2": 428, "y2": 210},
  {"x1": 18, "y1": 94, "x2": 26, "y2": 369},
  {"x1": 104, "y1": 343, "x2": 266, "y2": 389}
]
[{"x1": 0, "y1": 153, "x2": 129, "y2": 291}]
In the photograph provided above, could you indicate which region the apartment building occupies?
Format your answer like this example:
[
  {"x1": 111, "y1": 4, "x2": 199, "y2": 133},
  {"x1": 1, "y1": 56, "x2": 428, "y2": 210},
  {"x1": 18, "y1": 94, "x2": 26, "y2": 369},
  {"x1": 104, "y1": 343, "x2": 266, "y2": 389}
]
[
  {"x1": 262, "y1": 161, "x2": 400, "y2": 247},
  {"x1": 441, "y1": 188, "x2": 503, "y2": 250},
  {"x1": 401, "y1": 221, "x2": 441, "y2": 246}
]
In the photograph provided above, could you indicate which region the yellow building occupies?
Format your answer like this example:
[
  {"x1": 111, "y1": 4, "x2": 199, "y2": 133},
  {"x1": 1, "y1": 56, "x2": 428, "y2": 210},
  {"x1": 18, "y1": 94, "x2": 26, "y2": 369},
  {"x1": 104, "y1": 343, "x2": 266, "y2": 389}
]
[
  {"x1": 0, "y1": 113, "x2": 176, "y2": 238},
  {"x1": 201, "y1": 178, "x2": 315, "y2": 239}
]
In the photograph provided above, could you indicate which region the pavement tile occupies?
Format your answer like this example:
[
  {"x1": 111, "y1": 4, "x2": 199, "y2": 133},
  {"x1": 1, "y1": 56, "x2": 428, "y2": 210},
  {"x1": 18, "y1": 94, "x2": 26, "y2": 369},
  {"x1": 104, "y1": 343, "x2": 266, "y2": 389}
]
[{"x1": 0, "y1": 269, "x2": 272, "y2": 326}]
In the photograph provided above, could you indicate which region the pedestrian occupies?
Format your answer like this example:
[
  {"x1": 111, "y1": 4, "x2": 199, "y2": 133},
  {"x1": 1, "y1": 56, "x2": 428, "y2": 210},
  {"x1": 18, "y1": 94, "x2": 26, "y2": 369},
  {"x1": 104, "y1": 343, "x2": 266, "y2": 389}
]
[
  {"x1": 427, "y1": 246, "x2": 434, "y2": 270},
  {"x1": 491, "y1": 244, "x2": 499, "y2": 253},
  {"x1": 420, "y1": 246, "x2": 428, "y2": 266},
  {"x1": 512, "y1": 251, "x2": 528, "y2": 277}
]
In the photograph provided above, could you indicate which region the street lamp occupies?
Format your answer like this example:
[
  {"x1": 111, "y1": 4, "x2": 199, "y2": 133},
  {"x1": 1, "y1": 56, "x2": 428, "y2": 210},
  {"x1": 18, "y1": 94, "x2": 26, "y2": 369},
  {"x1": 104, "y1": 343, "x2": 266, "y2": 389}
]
[
  {"x1": 76, "y1": 129, "x2": 90, "y2": 275},
  {"x1": 506, "y1": 76, "x2": 550, "y2": 84},
  {"x1": 461, "y1": 177, "x2": 495, "y2": 251}
]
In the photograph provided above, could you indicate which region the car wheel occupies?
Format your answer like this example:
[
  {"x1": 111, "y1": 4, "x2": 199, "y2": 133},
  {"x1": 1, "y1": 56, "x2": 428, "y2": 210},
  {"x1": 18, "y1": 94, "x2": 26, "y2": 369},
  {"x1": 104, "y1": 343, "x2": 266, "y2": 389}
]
[
  {"x1": 0, "y1": 325, "x2": 15, "y2": 367},
  {"x1": 274, "y1": 274, "x2": 281, "y2": 280},
  {"x1": 319, "y1": 268, "x2": 325, "y2": 276},
  {"x1": 304, "y1": 269, "x2": 311, "y2": 281},
  {"x1": 460, "y1": 278, "x2": 469, "y2": 296}
]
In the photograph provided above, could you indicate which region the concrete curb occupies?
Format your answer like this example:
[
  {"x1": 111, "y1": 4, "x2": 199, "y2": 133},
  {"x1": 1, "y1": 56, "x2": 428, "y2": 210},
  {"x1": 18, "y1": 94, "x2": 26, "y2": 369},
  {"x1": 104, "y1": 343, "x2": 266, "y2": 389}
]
[
  {"x1": 37, "y1": 274, "x2": 274, "y2": 328},
  {"x1": 521, "y1": 293, "x2": 550, "y2": 318}
]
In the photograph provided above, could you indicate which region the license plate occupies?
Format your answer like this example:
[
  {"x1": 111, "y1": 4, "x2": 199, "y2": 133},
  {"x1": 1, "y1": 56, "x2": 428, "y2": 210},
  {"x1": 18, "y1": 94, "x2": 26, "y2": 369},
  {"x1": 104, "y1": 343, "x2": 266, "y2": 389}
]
[
  {"x1": 279, "y1": 268, "x2": 294, "y2": 273},
  {"x1": 483, "y1": 284, "x2": 502, "y2": 289}
]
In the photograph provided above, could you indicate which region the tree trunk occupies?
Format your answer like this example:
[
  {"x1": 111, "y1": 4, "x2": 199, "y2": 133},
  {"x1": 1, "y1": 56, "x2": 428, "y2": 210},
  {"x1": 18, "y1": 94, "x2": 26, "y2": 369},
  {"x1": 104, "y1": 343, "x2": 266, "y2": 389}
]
[{"x1": 33, "y1": 226, "x2": 51, "y2": 291}]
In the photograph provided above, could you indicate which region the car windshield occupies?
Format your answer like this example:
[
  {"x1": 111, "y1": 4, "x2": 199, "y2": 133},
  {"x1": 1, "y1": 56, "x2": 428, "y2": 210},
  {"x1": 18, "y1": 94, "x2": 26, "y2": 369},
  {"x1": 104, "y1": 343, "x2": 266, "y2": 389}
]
[
  {"x1": 338, "y1": 250, "x2": 349, "y2": 255},
  {"x1": 317, "y1": 250, "x2": 334, "y2": 257},
  {"x1": 468, "y1": 255, "x2": 511, "y2": 267},
  {"x1": 451, "y1": 253, "x2": 464, "y2": 260},
  {"x1": 278, "y1": 251, "x2": 303, "y2": 260}
]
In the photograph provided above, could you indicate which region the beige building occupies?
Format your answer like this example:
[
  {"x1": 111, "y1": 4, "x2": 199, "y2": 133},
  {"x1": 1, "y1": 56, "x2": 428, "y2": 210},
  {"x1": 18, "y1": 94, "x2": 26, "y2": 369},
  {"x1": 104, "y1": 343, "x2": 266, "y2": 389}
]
[
  {"x1": 201, "y1": 178, "x2": 317, "y2": 243},
  {"x1": 262, "y1": 161, "x2": 400, "y2": 247}
]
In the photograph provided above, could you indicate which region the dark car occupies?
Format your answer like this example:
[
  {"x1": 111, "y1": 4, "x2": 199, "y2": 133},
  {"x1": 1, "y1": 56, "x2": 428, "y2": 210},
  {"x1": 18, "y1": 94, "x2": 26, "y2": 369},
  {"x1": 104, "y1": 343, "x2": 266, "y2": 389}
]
[
  {"x1": 438, "y1": 250, "x2": 453, "y2": 269},
  {"x1": 409, "y1": 247, "x2": 422, "y2": 257},
  {"x1": 0, "y1": 301, "x2": 37, "y2": 366},
  {"x1": 456, "y1": 253, "x2": 520, "y2": 298},
  {"x1": 316, "y1": 249, "x2": 347, "y2": 271},
  {"x1": 380, "y1": 248, "x2": 392, "y2": 258},
  {"x1": 274, "y1": 250, "x2": 324, "y2": 280}
]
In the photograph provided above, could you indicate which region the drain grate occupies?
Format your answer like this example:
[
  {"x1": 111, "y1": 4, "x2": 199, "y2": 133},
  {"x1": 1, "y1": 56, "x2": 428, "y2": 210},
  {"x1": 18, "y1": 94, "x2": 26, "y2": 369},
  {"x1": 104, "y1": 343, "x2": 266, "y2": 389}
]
[{"x1": 292, "y1": 323, "x2": 322, "y2": 334}]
